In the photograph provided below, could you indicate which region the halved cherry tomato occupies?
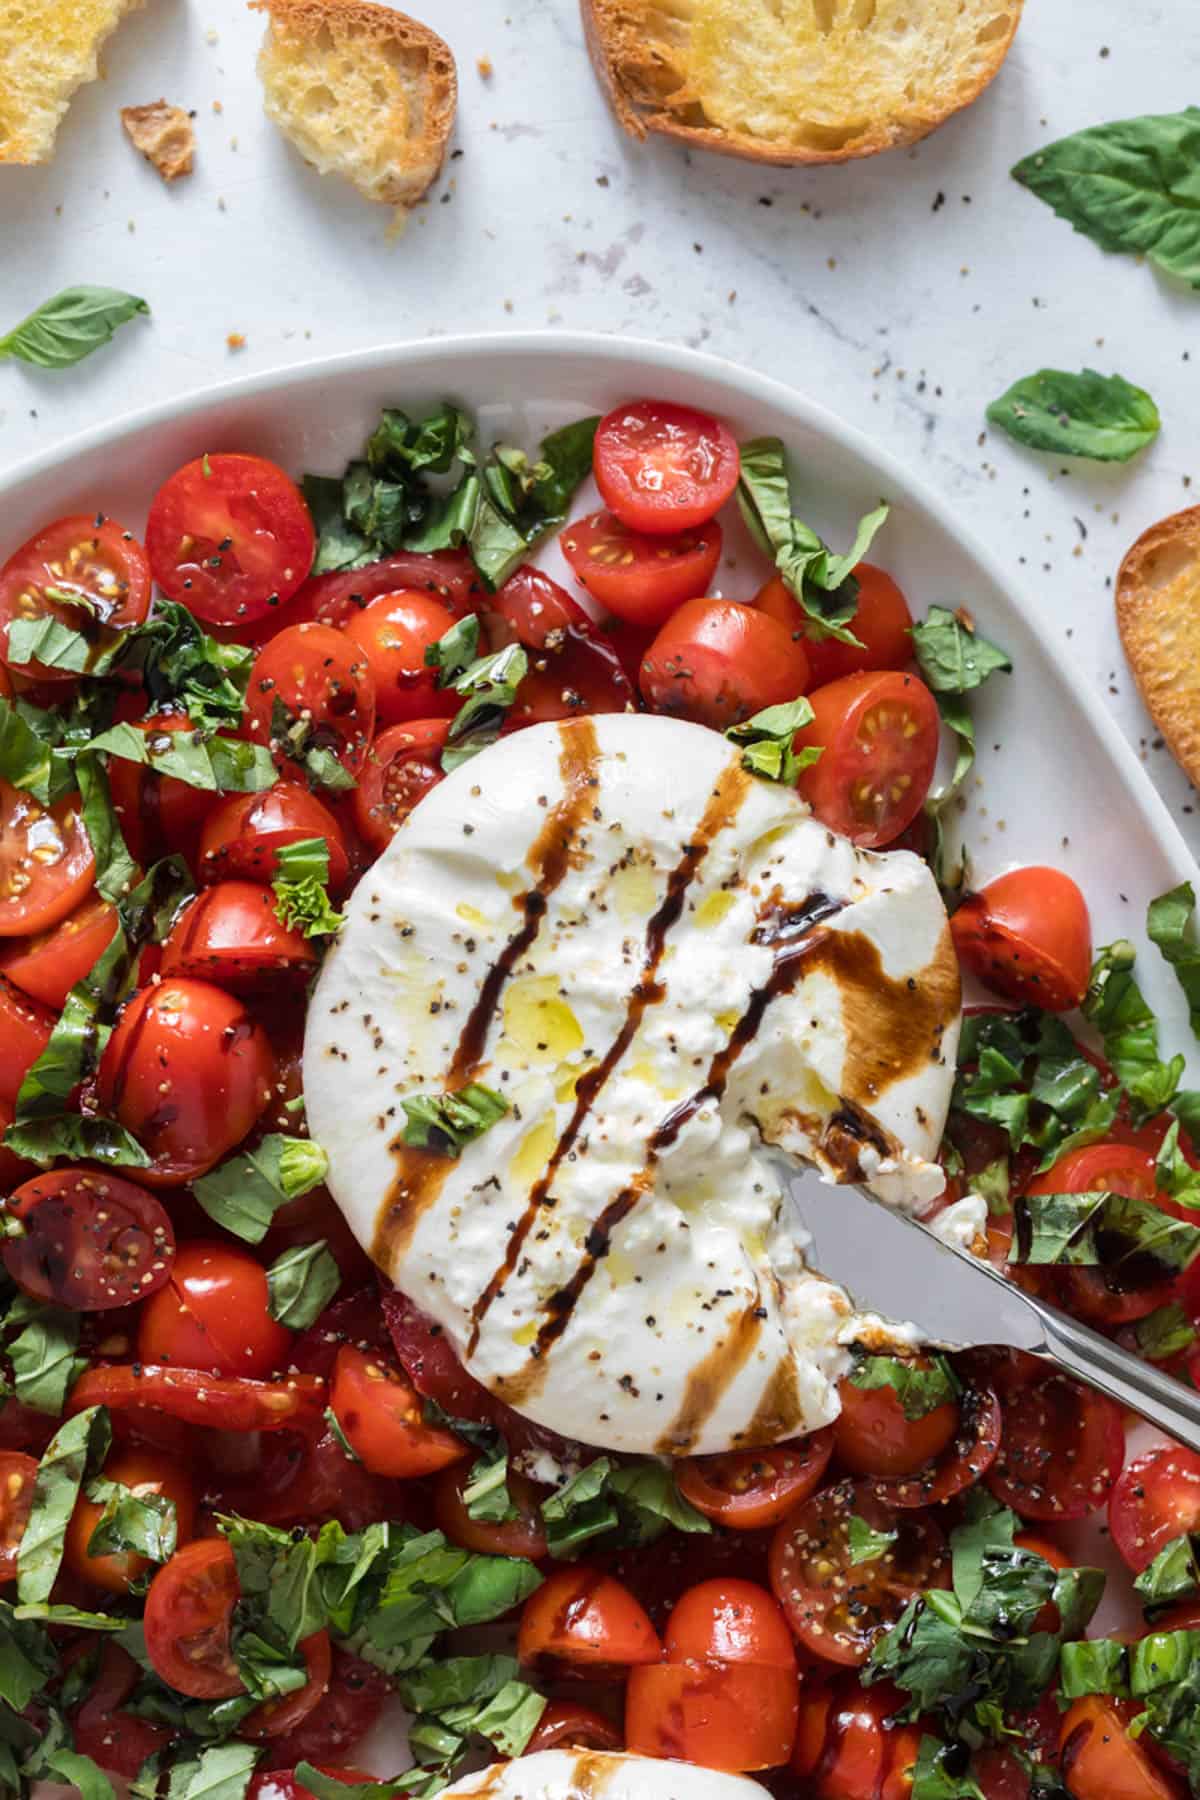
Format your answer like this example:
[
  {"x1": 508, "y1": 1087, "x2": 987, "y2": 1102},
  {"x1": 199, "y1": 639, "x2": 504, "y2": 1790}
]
[
  {"x1": 352, "y1": 719, "x2": 449, "y2": 854},
  {"x1": 791, "y1": 1676, "x2": 924, "y2": 1800},
  {"x1": 677, "y1": 1430, "x2": 834, "y2": 1531},
  {"x1": 198, "y1": 785, "x2": 351, "y2": 891},
  {"x1": 560, "y1": 509, "x2": 722, "y2": 627},
  {"x1": 341, "y1": 589, "x2": 462, "y2": 729},
  {"x1": 0, "y1": 514, "x2": 151, "y2": 680},
  {"x1": 640, "y1": 597, "x2": 810, "y2": 729},
  {"x1": 255, "y1": 1649, "x2": 391, "y2": 1772},
  {"x1": 1024, "y1": 1142, "x2": 1176, "y2": 1325},
  {"x1": 1, "y1": 892, "x2": 119, "y2": 1009},
  {"x1": 951, "y1": 867, "x2": 1092, "y2": 1013},
  {"x1": 794, "y1": 671, "x2": 940, "y2": 848},
  {"x1": 757, "y1": 564, "x2": 914, "y2": 689},
  {"x1": 244, "y1": 1631, "x2": 333, "y2": 1740},
  {"x1": 594, "y1": 400, "x2": 740, "y2": 534},
  {"x1": 381, "y1": 1287, "x2": 495, "y2": 1424},
  {"x1": 518, "y1": 1565, "x2": 662, "y2": 1676},
  {"x1": 665, "y1": 1578, "x2": 796, "y2": 1668},
  {"x1": 247, "y1": 624, "x2": 376, "y2": 781},
  {"x1": 986, "y1": 1367, "x2": 1124, "y2": 1521},
  {"x1": 68, "y1": 1363, "x2": 326, "y2": 1432},
  {"x1": 625, "y1": 1659, "x2": 799, "y2": 1771},
  {"x1": 1060, "y1": 1695, "x2": 1184, "y2": 1800},
  {"x1": 0, "y1": 974, "x2": 55, "y2": 1103},
  {"x1": 433, "y1": 1459, "x2": 548, "y2": 1559},
  {"x1": 329, "y1": 1345, "x2": 467, "y2": 1478},
  {"x1": 70, "y1": 1642, "x2": 173, "y2": 1779},
  {"x1": 107, "y1": 709, "x2": 226, "y2": 867},
  {"x1": 527, "y1": 1701, "x2": 623, "y2": 1755},
  {"x1": 162, "y1": 881, "x2": 317, "y2": 989},
  {"x1": 0, "y1": 780, "x2": 95, "y2": 937},
  {"x1": 769, "y1": 1479, "x2": 948, "y2": 1666},
  {"x1": 488, "y1": 566, "x2": 634, "y2": 726},
  {"x1": 213, "y1": 1418, "x2": 408, "y2": 1536},
  {"x1": 290, "y1": 548, "x2": 481, "y2": 635},
  {"x1": 97, "y1": 978, "x2": 275, "y2": 1185},
  {"x1": 833, "y1": 1361, "x2": 958, "y2": 1479},
  {"x1": 138, "y1": 1240, "x2": 293, "y2": 1378},
  {"x1": 64, "y1": 1446, "x2": 197, "y2": 1594},
  {"x1": 0, "y1": 1451, "x2": 37, "y2": 1581},
  {"x1": 3, "y1": 1169, "x2": 175, "y2": 1311},
  {"x1": 866, "y1": 1383, "x2": 1002, "y2": 1510},
  {"x1": 146, "y1": 454, "x2": 316, "y2": 627},
  {"x1": 1110, "y1": 1447, "x2": 1200, "y2": 1573},
  {"x1": 144, "y1": 1537, "x2": 243, "y2": 1698}
]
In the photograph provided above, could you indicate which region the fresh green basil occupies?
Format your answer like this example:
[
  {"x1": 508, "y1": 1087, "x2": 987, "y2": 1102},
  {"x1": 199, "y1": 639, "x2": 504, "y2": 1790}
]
[
  {"x1": 3, "y1": 1297, "x2": 87, "y2": 1416},
  {"x1": 468, "y1": 416, "x2": 600, "y2": 589},
  {"x1": 272, "y1": 836, "x2": 345, "y2": 939},
  {"x1": 725, "y1": 697, "x2": 822, "y2": 784},
  {"x1": 160, "y1": 1742, "x2": 262, "y2": 1800},
  {"x1": 86, "y1": 719, "x2": 276, "y2": 794},
  {"x1": 1130, "y1": 1629, "x2": 1200, "y2": 1787},
  {"x1": 847, "y1": 1352, "x2": 960, "y2": 1421},
  {"x1": 267, "y1": 697, "x2": 356, "y2": 794},
  {"x1": 401, "y1": 1083, "x2": 510, "y2": 1156},
  {"x1": 85, "y1": 1478, "x2": 178, "y2": 1563},
  {"x1": 265, "y1": 1240, "x2": 341, "y2": 1330},
  {"x1": 1136, "y1": 1300, "x2": 1197, "y2": 1363},
  {"x1": 910, "y1": 1737, "x2": 986, "y2": 1800},
  {"x1": 0, "y1": 286, "x2": 149, "y2": 368},
  {"x1": 442, "y1": 643, "x2": 529, "y2": 772},
  {"x1": 76, "y1": 751, "x2": 138, "y2": 904},
  {"x1": 462, "y1": 1447, "x2": 518, "y2": 1524},
  {"x1": 1012, "y1": 110, "x2": 1200, "y2": 290},
  {"x1": 113, "y1": 601, "x2": 254, "y2": 735},
  {"x1": 848, "y1": 1515, "x2": 899, "y2": 1565},
  {"x1": 1135, "y1": 1533, "x2": 1200, "y2": 1613},
  {"x1": 539, "y1": 1455, "x2": 710, "y2": 1561},
  {"x1": 425, "y1": 614, "x2": 481, "y2": 687},
  {"x1": 1083, "y1": 938, "x2": 1186, "y2": 1122},
  {"x1": 192, "y1": 1135, "x2": 329, "y2": 1243},
  {"x1": 1149, "y1": 881, "x2": 1200, "y2": 1040},
  {"x1": 0, "y1": 697, "x2": 76, "y2": 804},
  {"x1": 1013, "y1": 1190, "x2": 1200, "y2": 1273},
  {"x1": 37, "y1": 1747, "x2": 118, "y2": 1800},
  {"x1": 986, "y1": 369, "x2": 1160, "y2": 462},
  {"x1": 911, "y1": 606, "x2": 1012, "y2": 696},
  {"x1": 17, "y1": 1406, "x2": 111, "y2": 1605},
  {"x1": 7, "y1": 614, "x2": 96, "y2": 673},
  {"x1": 1059, "y1": 1637, "x2": 1131, "y2": 1700}
]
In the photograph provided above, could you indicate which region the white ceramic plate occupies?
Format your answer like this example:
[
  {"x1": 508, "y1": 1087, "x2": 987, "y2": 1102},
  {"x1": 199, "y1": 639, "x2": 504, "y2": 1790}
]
[{"x1": 6, "y1": 332, "x2": 1197, "y2": 1787}]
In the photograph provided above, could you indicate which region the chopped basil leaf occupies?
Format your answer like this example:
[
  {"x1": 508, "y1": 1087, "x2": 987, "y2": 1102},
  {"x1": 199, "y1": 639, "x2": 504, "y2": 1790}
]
[
  {"x1": 1155, "y1": 1120, "x2": 1200, "y2": 1212},
  {"x1": 986, "y1": 369, "x2": 1160, "y2": 463},
  {"x1": 725, "y1": 697, "x2": 822, "y2": 784},
  {"x1": 193, "y1": 1135, "x2": 329, "y2": 1242},
  {"x1": 86, "y1": 1477, "x2": 178, "y2": 1562},
  {"x1": 1135, "y1": 1533, "x2": 1200, "y2": 1613},
  {"x1": 425, "y1": 613, "x2": 481, "y2": 687},
  {"x1": 0, "y1": 696, "x2": 77, "y2": 804},
  {"x1": 442, "y1": 643, "x2": 529, "y2": 772},
  {"x1": 303, "y1": 474, "x2": 370, "y2": 575},
  {"x1": 539, "y1": 1455, "x2": 710, "y2": 1561},
  {"x1": 112, "y1": 600, "x2": 254, "y2": 735},
  {"x1": 463, "y1": 1447, "x2": 519, "y2": 1524},
  {"x1": 12, "y1": 1600, "x2": 128, "y2": 1630},
  {"x1": 1136, "y1": 1300, "x2": 1197, "y2": 1363},
  {"x1": 324, "y1": 1407, "x2": 362, "y2": 1463},
  {"x1": 76, "y1": 752, "x2": 138, "y2": 904},
  {"x1": 0, "y1": 285, "x2": 148, "y2": 368},
  {"x1": 2, "y1": 1297, "x2": 87, "y2": 1416},
  {"x1": 1012, "y1": 111, "x2": 1200, "y2": 290},
  {"x1": 911, "y1": 1736, "x2": 986, "y2": 1800},
  {"x1": 848, "y1": 1352, "x2": 960, "y2": 1422},
  {"x1": 272, "y1": 836, "x2": 345, "y2": 939},
  {"x1": 38, "y1": 1747, "x2": 117, "y2": 1800},
  {"x1": 265, "y1": 1240, "x2": 341, "y2": 1330},
  {"x1": 268, "y1": 696, "x2": 356, "y2": 794},
  {"x1": 468, "y1": 417, "x2": 599, "y2": 590},
  {"x1": 161, "y1": 1742, "x2": 262, "y2": 1800},
  {"x1": 1013, "y1": 1190, "x2": 1200, "y2": 1273},
  {"x1": 7, "y1": 614, "x2": 96, "y2": 673},
  {"x1": 605, "y1": 1459, "x2": 712, "y2": 1544},
  {"x1": 401, "y1": 1083, "x2": 510, "y2": 1156},
  {"x1": 0, "y1": 1597, "x2": 58, "y2": 1710},
  {"x1": 1083, "y1": 937, "x2": 1186, "y2": 1122},
  {"x1": 1129, "y1": 1628, "x2": 1200, "y2": 1787},
  {"x1": 87, "y1": 719, "x2": 276, "y2": 794},
  {"x1": 306, "y1": 405, "x2": 477, "y2": 575},
  {"x1": 292, "y1": 1772, "x2": 416, "y2": 1800},
  {"x1": 848, "y1": 1514, "x2": 898, "y2": 1565},
  {"x1": 1149, "y1": 882, "x2": 1200, "y2": 1041},
  {"x1": 1060, "y1": 1637, "x2": 1131, "y2": 1699},
  {"x1": 17, "y1": 1406, "x2": 110, "y2": 1605},
  {"x1": 911, "y1": 606, "x2": 1012, "y2": 695}
]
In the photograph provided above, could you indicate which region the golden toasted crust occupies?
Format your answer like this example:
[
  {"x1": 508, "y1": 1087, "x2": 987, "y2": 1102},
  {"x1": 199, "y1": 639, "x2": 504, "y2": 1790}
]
[
  {"x1": 582, "y1": 0, "x2": 1023, "y2": 167},
  {"x1": 121, "y1": 99, "x2": 195, "y2": 181},
  {"x1": 0, "y1": 0, "x2": 146, "y2": 165},
  {"x1": 1117, "y1": 508, "x2": 1200, "y2": 787},
  {"x1": 252, "y1": 0, "x2": 456, "y2": 209}
]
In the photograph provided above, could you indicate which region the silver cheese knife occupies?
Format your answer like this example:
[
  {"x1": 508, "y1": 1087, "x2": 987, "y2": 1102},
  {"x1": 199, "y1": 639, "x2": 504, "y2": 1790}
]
[{"x1": 785, "y1": 1169, "x2": 1200, "y2": 1453}]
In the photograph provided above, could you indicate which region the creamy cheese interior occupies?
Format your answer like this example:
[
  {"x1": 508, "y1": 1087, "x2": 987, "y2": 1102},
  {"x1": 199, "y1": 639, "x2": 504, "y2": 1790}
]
[
  {"x1": 304, "y1": 714, "x2": 962, "y2": 1457},
  {"x1": 443, "y1": 1749, "x2": 765, "y2": 1797}
]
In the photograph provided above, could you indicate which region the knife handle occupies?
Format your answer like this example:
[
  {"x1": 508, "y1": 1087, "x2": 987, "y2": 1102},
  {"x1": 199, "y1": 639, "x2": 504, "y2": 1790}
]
[{"x1": 1026, "y1": 1291, "x2": 1200, "y2": 1452}]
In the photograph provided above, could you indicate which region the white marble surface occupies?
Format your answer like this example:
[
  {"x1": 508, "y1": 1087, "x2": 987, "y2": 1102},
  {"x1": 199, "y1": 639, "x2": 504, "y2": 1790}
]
[{"x1": 1, "y1": 0, "x2": 1199, "y2": 848}]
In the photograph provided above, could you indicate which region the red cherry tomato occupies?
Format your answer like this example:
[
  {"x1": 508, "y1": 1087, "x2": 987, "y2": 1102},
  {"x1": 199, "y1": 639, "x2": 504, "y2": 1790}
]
[
  {"x1": 0, "y1": 1451, "x2": 37, "y2": 1582},
  {"x1": 341, "y1": 589, "x2": 462, "y2": 729},
  {"x1": 664, "y1": 1578, "x2": 796, "y2": 1668},
  {"x1": 833, "y1": 1362, "x2": 958, "y2": 1479},
  {"x1": 244, "y1": 1631, "x2": 333, "y2": 1741},
  {"x1": 769, "y1": 1479, "x2": 948, "y2": 1666},
  {"x1": 254, "y1": 1649, "x2": 391, "y2": 1772},
  {"x1": 70, "y1": 1642, "x2": 173, "y2": 1779},
  {"x1": 676, "y1": 1430, "x2": 834, "y2": 1531},
  {"x1": 68, "y1": 1362, "x2": 326, "y2": 1432},
  {"x1": 218, "y1": 1420, "x2": 407, "y2": 1536},
  {"x1": 144, "y1": 1537, "x2": 243, "y2": 1698},
  {"x1": 1060, "y1": 1695, "x2": 1184, "y2": 1800},
  {"x1": 3, "y1": 1169, "x2": 175, "y2": 1311},
  {"x1": 161, "y1": 881, "x2": 317, "y2": 990},
  {"x1": 865, "y1": 1383, "x2": 1002, "y2": 1510},
  {"x1": 63, "y1": 1447, "x2": 197, "y2": 1594},
  {"x1": 329, "y1": 1344, "x2": 468, "y2": 1478},
  {"x1": 640, "y1": 597, "x2": 811, "y2": 729},
  {"x1": 489, "y1": 566, "x2": 634, "y2": 726},
  {"x1": 560, "y1": 509, "x2": 722, "y2": 627},
  {"x1": 433, "y1": 1459, "x2": 548, "y2": 1559},
  {"x1": 1110, "y1": 1447, "x2": 1200, "y2": 1573},
  {"x1": 951, "y1": 867, "x2": 1092, "y2": 1013},
  {"x1": 527, "y1": 1702, "x2": 623, "y2": 1755},
  {"x1": 381, "y1": 1287, "x2": 495, "y2": 1424},
  {"x1": 1025, "y1": 1142, "x2": 1176, "y2": 1325},
  {"x1": 146, "y1": 454, "x2": 316, "y2": 627},
  {"x1": 97, "y1": 978, "x2": 275, "y2": 1184},
  {"x1": 794, "y1": 671, "x2": 940, "y2": 848},
  {"x1": 519, "y1": 1566, "x2": 662, "y2": 1676},
  {"x1": 0, "y1": 973, "x2": 55, "y2": 1103},
  {"x1": 107, "y1": 710, "x2": 225, "y2": 867},
  {"x1": 791, "y1": 1676, "x2": 923, "y2": 1800},
  {"x1": 290, "y1": 548, "x2": 482, "y2": 634},
  {"x1": 247, "y1": 624, "x2": 376, "y2": 781},
  {"x1": 1, "y1": 892, "x2": 120, "y2": 1009},
  {"x1": 352, "y1": 719, "x2": 449, "y2": 854},
  {"x1": 0, "y1": 780, "x2": 95, "y2": 937},
  {"x1": 593, "y1": 399, "x2": 740, "y2": 534},
  {"x1": 138, "y1": 1240, "x2": 293, "y2": 1378},
  {"x1": 986, "y1": 1367, "x2": 1124, "y2": 1521},
  {"x1": 625, "y1": 1659, "x2": 799, "y2": 1772},
  {"x1": 0, "y1": 513, "x2": 151, "y2": 680},
  {"x1": 757, "y1": 563, "x2": 914, "y2": 688},
  {"x1": 198, "y1": 785, "x2": 351, "y2": 891}
]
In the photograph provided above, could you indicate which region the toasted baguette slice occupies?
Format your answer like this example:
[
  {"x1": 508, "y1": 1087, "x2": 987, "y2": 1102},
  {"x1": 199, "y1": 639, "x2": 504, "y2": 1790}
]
[
  {"x1": 1117, "y1": 508, "x2": 1200, "y2": 787},
  {"x1": 583, "y1": 0, "x2": 1022, "y2": 166},
  {"x1": 0, "y1": 0, "x2": 146, "y2": 165},
  {"x1": 253, "y1": 0, "x2": 456, "y2": 209}
]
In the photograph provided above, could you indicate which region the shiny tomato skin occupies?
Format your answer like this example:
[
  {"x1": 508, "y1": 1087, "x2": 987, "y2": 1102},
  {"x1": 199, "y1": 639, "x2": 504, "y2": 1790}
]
[
  {"x1": 107, "y1": 710, "x2": 223, "y2": 867},
  {"x1": 248, "y1": 623, "x2": 376, "y2": 781},
  {"x1": 0, "y1": 513, "x2": 152, "y2": 680},
  {"x1": 244, "y1": 1631, "x2": 333, "y2": 1740},
  {"x1": 70, "y1": 1642, "x2": 173, "y2": 1780},
  {"x1": 986, "y1": 1367, "x2": 1124, "y2": 1521},
  {"x1": 289, "y1": 548, "x2": 482, "y2": 634},
  {"x1": 329, "y1": 1344, "x2": 467, "y2": 1478},
  {"x1": 69, "y1": 1361, "x2": 325, "y2": 1433},
  {"x1": 593, "y1": 400, "x2": 740, "y2": 535},
  {"x1": 791, "y1": 1676, "x2": 924, "y2": 1800},
  {"x1": 3, "y1": 1169, "x2": 175, "y2": 1311},
  {"x1": 560, "y1": 509, "x2": 723, "y2": 627},
  {"x1": 951, "y1": 867, "x2": 1092, "y2": 1013},
  {"x1": 0, "y1": 780, "x2": 95, "y2": 938},
  {"x1": 146, "y1": 454, "x2": 315, "y2": 627},
  {"x1": 138, "y1": 1240, "x2": 293, "y2": 1378},
  {"x1": 144, "y1": 1537, "x2": 244, "y2": 1699},
  {"x1": 641, "y1": 597, "x2": 810, "y2": 729},
  {"x1": 433, "y1": 1459, "x2": 548, "y2": 1559},
  {"x1": 757, "y1": 564, "x2": 914, "y2": 688},
  {"x1": 256, "y1": 1650, "x2": 392, "y2": 1772},
  {"x1": 1060, "y1": 1695, "x2": 1184, "y2": 1800},
  {"x1": 1, "y1": 892, "x2": 119, "y2": 1009},
  {"x1": 528, "y1": 1702, "x2": 623, "y2": 1755},
  {"x1": 519, "y1": 1566, "x2": 662, "y2": 1676},
  {"x1": 0, "y1": 974, "x2": 55, "y2": 1103},
  {"x1": 794, "y1": 670, "x2": 940, "y2": 848},
  {"x1": 64, "y1": 1447, "x2": 197, "y2": 1594},
  {"x1": 625, "y1": 1659, "x2": 799, "y2": 1772},
  {"x1": 0, "y1": 1451, "x2": 37, "y2": 1582},
  {"x1": 664, "y1": 1579, "x2": 796, "y2": 1669},
  {"x1": 352, "y1": 719, "x2": 449, "y2": 854},
  {"x1": 198, "y1": 785, "x2": 351, "y2": 891},
  {"x1": 833, "y1": 1364, "x2": 958, "y2": 1479},
  {"x1": 1026, "y1": 1142, "x2": 1176, "y2": 1325},
  {"x1": 489, "y1": 566, "x2": 635, "y2": 726},
  {"x1": 221, "y1": 1421, "x2": 410, "y2": 1536},
  {"x1": 677, "y1": 1431, "x2": 834, "y2": 1531},
  {"x1": 96, "y1": 978, "x2": 276, "y2": 1185},
  {"x1": 381, "y1": 1287, "x2": 495, "y2": 1424},
  {"x1": 341, "y1": 589, "x2": 462, "y2": 728},
  {"x1": 161, "y1": 881, "x2": 317, "y2": 990},
  {"x1": 1110, "y1": 1447, "x2": 1200, "y2": 1573},
  {"x1": 865, "y1": 1383, "x2": 1003, "y2": 1511}
]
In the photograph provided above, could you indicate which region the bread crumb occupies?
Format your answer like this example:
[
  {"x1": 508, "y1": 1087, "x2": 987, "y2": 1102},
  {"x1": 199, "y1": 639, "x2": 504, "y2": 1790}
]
[
  {"x1": 213, "y1": 99, "x2": 224, "y2": 113},
  {"x1": 226, "y1": 332, "x2": 246, "y2": 350},
  {"x1": 477, "y1": 56, "x2": 493, "y2": 78},
  {"x1": 121, "y1": 100, "x2": 195, "y2": 182}
]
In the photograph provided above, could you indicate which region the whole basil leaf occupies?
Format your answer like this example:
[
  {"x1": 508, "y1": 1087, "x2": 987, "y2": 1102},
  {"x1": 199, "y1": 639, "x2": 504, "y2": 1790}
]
[
  {"x1": 17, "y1": 1406, "x2": 110, "y2": 1604},
  {"x1": 193, "y1": 1136, "x2": 329, "y2": 1243},
  {"x1": 0, "y1": 286, "x2": 149, "y2": 368},
  {"x1": 264, "y1": 1240, "x2": 341, "y2": 1329},
  {"x1": 986, "y1": 368, "x2": 1160, "y2": 462}
]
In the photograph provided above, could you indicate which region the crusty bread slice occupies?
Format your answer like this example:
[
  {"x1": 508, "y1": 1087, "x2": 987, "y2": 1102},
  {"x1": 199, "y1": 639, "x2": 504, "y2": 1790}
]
[
  {"x1": 1117, "y1": 508, "x2": 1200, "y2": 788},
  {"x1": 583, "y1": 0, "x2": 1023, "y2": 165},
  {"x1": 252, "y1": 0, "x2": 456, "y2": 209},
  {"x1": 0, "y1": 0, "x2": 146, "y2": 165}
]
